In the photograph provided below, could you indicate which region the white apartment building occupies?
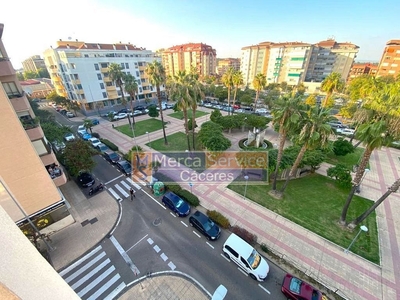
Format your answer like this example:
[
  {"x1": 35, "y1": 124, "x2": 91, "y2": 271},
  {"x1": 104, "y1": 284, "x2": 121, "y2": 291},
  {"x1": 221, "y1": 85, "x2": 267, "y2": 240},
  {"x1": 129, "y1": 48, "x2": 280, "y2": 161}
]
[
  {"x1": 241, "y1": 42, "x2": 271, "y2": 87},
  {"x1": 43, "y1": 40, "x2": 163, "y2": 114}
]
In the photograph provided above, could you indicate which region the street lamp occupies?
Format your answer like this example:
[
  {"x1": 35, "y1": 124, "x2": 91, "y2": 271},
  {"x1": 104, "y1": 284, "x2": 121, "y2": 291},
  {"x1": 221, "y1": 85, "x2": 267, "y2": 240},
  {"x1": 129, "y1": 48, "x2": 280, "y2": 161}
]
[
  {"x1": 243, "y1": 175, "x2": 249, "y2": 200},
  {"x1": 344, "y1": 225, "x2": 368, "y2": 254},
  {"x1": 146, "y1": 131, "x2": 150, "y2": 146},
  {"x1": 356, "y1": 168, "x2": 370, "y2": 193}
]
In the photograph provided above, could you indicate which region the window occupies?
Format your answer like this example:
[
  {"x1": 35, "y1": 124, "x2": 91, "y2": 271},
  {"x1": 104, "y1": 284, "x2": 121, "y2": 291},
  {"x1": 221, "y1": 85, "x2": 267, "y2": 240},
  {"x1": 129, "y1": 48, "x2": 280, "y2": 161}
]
[
  {"x1": 77, "y1": 84, "x2": 82, "y2": 89},
  {"x1": 224, "y1": 246, "x2": 238, "y2": 258},
  {"x1": 100, "y1": 63, "x2": 108, "y2": 68},
  {"x1": 94, "y1": 63, "x2": 99, "y2": 70},
  {"x1": 117, "y1": 90, "x2": 121, "y2": 96},
  {"x1": 240, "y1": 257, "x2": 250, "y2": 269},
  {"x1": 102, "y1": 92, "x2": 107, "y2": 98},
  {"x1": 120, "y1": 63, "x2": 125, "y2": 69},
  {"x1": 139, "y1": 87, "x2": 143, "y2": 93},
  {"x1": 141, "y1": 78, "x2": 146, "y2": 83},
  {"x1": 134, "y1": 62, "x2": 138, "y2": 68},
  {"x1": 97, "y1": 73, "x2": 102, "y2": 80},
  {"x1": 100, "y1": 83, "x2": 105, "y2": 89},
  {"x1": 136, "y1": 71, "x2": 140, "y2": 77},
  {"x1": 71, "y1": 63, "x2": 76, "y2": 69},
  {"x1": 84, "y1": 54, "x2": 89, "y2": 58},
  {"x1": 103, "y1": 100, "x2": 108, "y2": 106},
  {"x1": 81, "y1": 94, "x2": 85, "y2": 99},
  {"x1": 138, "y1": 62, "x2": 143, "y2": 67},
  {"x1": 2, "y1": 82, "x2": 21, "y2": 97},
  {"x1": 125, "y1": 63, "x2": 129, "y2": 69}
]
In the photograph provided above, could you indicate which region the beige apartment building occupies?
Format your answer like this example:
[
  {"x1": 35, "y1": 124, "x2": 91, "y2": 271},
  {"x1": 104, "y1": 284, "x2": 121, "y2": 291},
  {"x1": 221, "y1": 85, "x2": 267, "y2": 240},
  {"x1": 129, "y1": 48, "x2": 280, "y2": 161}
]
[
  {"x1": 162, "y1": 43, "x2": 217, "y2": 78},
  {"x1": 22, "y1": 55, "x2": 46, "y2": 73},
  {"x1": 216, "y1": 58, "x2": 240, "y2": 76},
  {"x1": 347, "y1": 63, "x2": 378, "y2": 82},
  {"x1": 376, "y1": 40, "x2": 400, "y2": 78},
  {"x1": 0, "y1": 24, "x2": 69, "y2": 230}
]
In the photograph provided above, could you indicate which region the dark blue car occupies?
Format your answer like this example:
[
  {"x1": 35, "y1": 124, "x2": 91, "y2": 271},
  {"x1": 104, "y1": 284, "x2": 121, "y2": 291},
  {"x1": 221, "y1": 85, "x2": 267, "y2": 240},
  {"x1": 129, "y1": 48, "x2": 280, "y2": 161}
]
[{"x1": 162, "y1": 191, "x2": 190, "y2": 217}]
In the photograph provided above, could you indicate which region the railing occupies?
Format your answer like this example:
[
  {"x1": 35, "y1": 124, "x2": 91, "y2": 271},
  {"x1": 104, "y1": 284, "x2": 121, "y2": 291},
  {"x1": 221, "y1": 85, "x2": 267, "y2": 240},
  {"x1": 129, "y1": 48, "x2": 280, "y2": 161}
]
[{"x1": 47, "y1": 166, "x2": 63, "y2": 179}]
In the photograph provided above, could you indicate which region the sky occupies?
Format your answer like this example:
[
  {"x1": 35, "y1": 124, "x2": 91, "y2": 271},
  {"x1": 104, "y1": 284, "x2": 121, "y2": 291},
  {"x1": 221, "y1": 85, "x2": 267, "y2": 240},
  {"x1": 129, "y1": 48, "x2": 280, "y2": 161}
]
[{"x1": 1, "y1": 0, "x2": 399, "y2": 69}]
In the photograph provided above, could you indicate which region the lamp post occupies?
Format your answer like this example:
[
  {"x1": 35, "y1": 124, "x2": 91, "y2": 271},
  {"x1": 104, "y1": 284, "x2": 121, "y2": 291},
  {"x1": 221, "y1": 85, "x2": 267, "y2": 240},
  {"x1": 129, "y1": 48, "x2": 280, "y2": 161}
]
[
  {"x1": 146, "y1": 131, "x2": 150, "y2": 147},
  {"x1": 344, "y1": 225, "x2": 368, "y2": 253},
  {"x1": 356, "y1": 168, "x2": 370, "y2": 193},
  {"x1": 243, "y1": 175, "x2": 249, "y2": 200}
]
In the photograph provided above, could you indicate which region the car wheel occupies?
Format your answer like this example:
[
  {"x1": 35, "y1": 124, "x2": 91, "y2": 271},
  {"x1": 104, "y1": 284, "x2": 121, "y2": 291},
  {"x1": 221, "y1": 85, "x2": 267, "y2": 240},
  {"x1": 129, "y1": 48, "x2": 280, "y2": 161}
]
[
  {"x1": 162, "y1": 201, "x2": 166, "y2": 206},
  {"x1": 249, "y1": 274, "x2": 257, "y2": 281},
  {"x1": 175, "y1": 212, "x2": 180, "y2": 217},
  {"x1": 223, "y1": 252, "x2": 230, "y2": 259},
  {"x1": 206, "y1": 236, "x2": 210, "y2": 241},
  {"x1": 189, "y1": 222, "x2": 193, "y2": 227}
]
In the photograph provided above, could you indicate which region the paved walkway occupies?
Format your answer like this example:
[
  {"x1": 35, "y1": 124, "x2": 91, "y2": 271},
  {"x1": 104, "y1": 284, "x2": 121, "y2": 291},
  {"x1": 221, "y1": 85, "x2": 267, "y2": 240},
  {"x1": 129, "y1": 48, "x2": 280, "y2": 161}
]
[{"x1": 66, "y1": 108, "x2": 400, "y2": 300}]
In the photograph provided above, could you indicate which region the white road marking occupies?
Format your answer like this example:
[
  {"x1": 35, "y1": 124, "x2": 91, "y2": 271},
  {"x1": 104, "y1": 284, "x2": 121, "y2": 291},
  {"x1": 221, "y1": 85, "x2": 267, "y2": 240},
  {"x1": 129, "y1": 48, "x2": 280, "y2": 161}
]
[
  {"x1": 258, "y1": 284, "x2": 271, "y2": 294},
  {"x1": 170, "y1": 212, "x2": 177, "y2": 218},
  {"x1": 109, "y1": 235, "x2": 140, "y2": 275},
  {"x1": 104, "y1": 175, "x2": 124, "y2": 185},
  {"x1": 193, "y1": 231, "x2": 201, "y2": 238},
  {"x1": 180, "y1": 221, "x2": 188, "y2": 227},
  {"x1": 153, "y1": 245, "x2": 161, "y2": 253},
  {"x1": 77, "y1": 266, "x2": 115, "y2": 297},
  {"x1": 168, "y1": 261, "x2": 176, "y2": 270},
  {"x1": 126, "y1": 177, "x2": 141, "y2": 190},
  {"x1": 237, "y1": 268, "x2": 248, "y2": 277},
  {"x1": 65, "y1": 252, "x2": 106, "y2": 283},
  {"x1": 221, "y1": 253, "x2": 230, "y2": 262},
  {"x1": 71, "y1": 259, "x2": 111, "y2": 290},
  {"x1": 160, "y1": 253, "x2": 168, "y2": 261},
  {"x1": 141, "y1": 189, "x2": 166, "y2": 208},
  {"x1": 104, "y1": 282, "x2": 127, "y2": 300},
  {"x1": 87, "y1": 274, "x2": 122, "y2": 300},
  {"x1": 115, "y1": 184, "x2": 129, "y2": 197},
  {"x1": 120, "y1": 180, "x2": 132, "y2": 191},
  {"x1": 59, "y1": 245, "x2": 102, "y2": 276},
  {"x1": 126, "y1": 234, "x2": 149, "y2": 252},
  {"x1": 206, "y1": 242, "x2": 215, "y2": 249},
  {"x1": 107, "y1": 187, "x2": 121, "y2": 200},
  {"x1": 147, "y1": 238, "x2": 154, "y2": 245}
]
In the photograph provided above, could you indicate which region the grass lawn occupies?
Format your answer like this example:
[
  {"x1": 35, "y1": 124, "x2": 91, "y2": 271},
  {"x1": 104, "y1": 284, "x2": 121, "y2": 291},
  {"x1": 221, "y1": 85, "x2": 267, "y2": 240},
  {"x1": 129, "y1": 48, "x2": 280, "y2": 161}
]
[
  {"x1": 115, "y1": 118, "x2": 166, "y2": 137},
  {"x1": 228, "y1": 173, "x2": 379, "y2": 264},
  {"x1": 168, "y1": 109, "x2": 208, "y2": 120},
  {"x1": 325, "y1": 147, "x2": 366, "y2": 169}
]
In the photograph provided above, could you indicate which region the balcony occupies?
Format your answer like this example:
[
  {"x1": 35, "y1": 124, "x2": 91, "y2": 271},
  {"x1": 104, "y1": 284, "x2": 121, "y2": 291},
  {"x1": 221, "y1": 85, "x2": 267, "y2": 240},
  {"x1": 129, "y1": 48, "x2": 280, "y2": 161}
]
[
  {"x1": 20, "y1": 116, "x2": 40, "y2": 131},
  {"x1": 101, "y1": 67, "x2": 109, "y2": 73},
  {"x1": 103, "y1": 76, "x2": 111, "y2": 82},
  {"x1": 106, "y1": 85, "x2": 116, "y2": 91},
  {"x1": 45, "y1": 164, "x2": 67, "y2": 187},
  {"x1": 71, "y1": 79, "x2": 81, "y2": 85},
  {"x1": 0, "y1": 57, "x2": 15, "y2": 76}
]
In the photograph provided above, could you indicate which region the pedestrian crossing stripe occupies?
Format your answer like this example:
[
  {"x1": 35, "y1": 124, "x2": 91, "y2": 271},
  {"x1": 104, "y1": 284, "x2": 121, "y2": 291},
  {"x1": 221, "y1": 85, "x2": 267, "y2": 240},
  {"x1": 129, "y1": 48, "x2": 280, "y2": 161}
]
[
  {"x1": 65, "y1": 252, "x2": 107, "y2": 283},
  {"x1": 115, "y1": 184, "x2": 129, "y2": 198},
  {"x1": 77, "y1": 265, "x2": 115, "y2": 297},
  {"x1": 107, "y1": 187, "x2": 121, "y2": 200},
  {"x1": 59, "y1": 245, "x2": 102, "y2": 276},
  {"x1": 127, "y1": 176, "x2": 144, "y2": 189}
]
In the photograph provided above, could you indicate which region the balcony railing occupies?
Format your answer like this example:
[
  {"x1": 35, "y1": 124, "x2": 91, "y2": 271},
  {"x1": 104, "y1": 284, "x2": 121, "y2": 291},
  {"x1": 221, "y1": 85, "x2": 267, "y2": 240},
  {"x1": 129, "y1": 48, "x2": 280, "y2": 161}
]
[
  {"x1": 46, "y1": 165, "x2": 63, "y2": 179},
  {"x1": 20, "y1": 116, "x2": 39, "y2": 130}
]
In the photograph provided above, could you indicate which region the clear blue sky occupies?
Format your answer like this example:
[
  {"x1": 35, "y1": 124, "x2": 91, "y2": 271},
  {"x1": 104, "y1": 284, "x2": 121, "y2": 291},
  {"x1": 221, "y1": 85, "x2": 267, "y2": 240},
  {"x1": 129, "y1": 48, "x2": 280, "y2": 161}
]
[{"x1": 1, "y1": 0, "x2": 399, "y2": 68}]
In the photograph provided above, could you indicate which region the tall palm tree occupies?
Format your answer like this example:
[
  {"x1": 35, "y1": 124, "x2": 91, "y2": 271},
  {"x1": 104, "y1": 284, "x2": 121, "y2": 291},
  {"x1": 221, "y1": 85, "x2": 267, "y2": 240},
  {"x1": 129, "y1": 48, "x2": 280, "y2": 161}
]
[
  {"x1": 270, "y1": 95, "x2": 305, "y2": 192},
  {"x1": 145, "y1": 60, "x2": 168, "y2": 145},
  {"x1": 253, "y1": 73, "x2": 267, "y2": 110},
  {"x1": 222, "y1": 67, "x2": 234, "y2": 115},
  {"x1": 232, "y1": 71, "x2": 243, "y2": 111},
  {"x1": 124, "y1": 74, "x2": 139, "y2": 125},
  {"x1": 188, "y1": 69, "x2": 204, "y2": 150},
  {"x1": 279, "y1": 107, "x2": 333, "y2": 195},
  {"x1": 320, "y1": 72, "x2": 344, "y2": 107}
]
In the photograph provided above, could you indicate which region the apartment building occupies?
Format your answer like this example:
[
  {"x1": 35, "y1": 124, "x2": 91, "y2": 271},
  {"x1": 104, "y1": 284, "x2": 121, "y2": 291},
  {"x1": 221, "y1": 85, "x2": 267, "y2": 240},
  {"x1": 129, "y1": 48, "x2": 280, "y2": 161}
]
[
  {"x1": 43, "y1": 40, "x2": 162, "y2": 114},
  {"x1": 216, "y1": 58, "x2": 240, "y2": 76},
  {"x1": 347, "y1": 63, "x2": 378, "y2": 82},
  {"x1": 0, "y1": 23, "x2": 69, "y2": 230},
  {"x1": 161, "y1": 43, "x2": 217, "y2": 78},
  {"x1": 22, "y1": 55, "x2": 46, "y2": 73},
  {"x1": 376, "y1": 40, "x2": 400, "y2": 78},
  {"x1": 20, "y1": 78, "x2": 54, "y2": 99},
  {"x1": 240, "y1": 39, "x2": 359, "y2": 89}
]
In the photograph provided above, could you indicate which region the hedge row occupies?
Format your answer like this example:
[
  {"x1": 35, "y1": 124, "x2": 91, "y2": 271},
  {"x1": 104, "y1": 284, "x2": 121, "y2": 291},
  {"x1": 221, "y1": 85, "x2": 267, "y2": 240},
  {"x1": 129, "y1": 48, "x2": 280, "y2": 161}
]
[
  {"x1": 231, "y1": 225, "x2": 258, "y2": 246},
  {"x1": 207, "y1": 210, "x2": 230, "y2": 229},
  {"x1": 101, "y1": 138, "x2": 118, "y2": 151}
]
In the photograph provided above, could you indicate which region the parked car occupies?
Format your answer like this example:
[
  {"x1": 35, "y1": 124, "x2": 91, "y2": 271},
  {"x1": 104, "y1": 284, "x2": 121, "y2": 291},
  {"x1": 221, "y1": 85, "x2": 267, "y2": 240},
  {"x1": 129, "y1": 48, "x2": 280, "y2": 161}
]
[
  {"x1": 102, "y1": 110, "x2": 117, "y2": 117},
  {"x1": 130, "y1": 110, "x2": 144, "y2": 117},
  {"x1": 204, "y1": 102, "x2": 213, "y2": 108},
  {"x1": 189, "y1": 211, "x2": 221, "y2": 240},
  {"x1": 113, "y1": 113, "x2": 127, "y2": 120},
  {"x1": 81, "y1": 132, "x2": 92, "y2": 140},
  {"x1": 255, "y1": 108, "x2": 269, "y2": 114},
  {"x1": 162, "y1": 191, "x2": 191, "y2": 217},
  {"x1": 281, "y1": 273, "x2": 326, "y2": 300},
  {"x1": 66, "y1": 112, "x2": 75, "y2": 118},
  {"x1": 52, "y1": 140, "x2": 66, "y2": 152},
  {"x1": 64, "y1": 133, "x2": 75, "y2": 142},
  {"x1": 116, "y1": 160, "x2": 132, "y2": 176},
  {"x1": 91, "y1": 118, "x2": 100, "y2": 125},
  {"x1": 103, "y1": 150, "x2": 120, "y2": 164},
  {"x1": 165, "y1": 103, "x2": 174, "y2": 109},
  {"x1": 213, "y1": 105, "x2": 223, "y2": 110},
  {"x1": 327, "y1": 121, "x2": 343, "y2": 128},
  {"x1": 59, "y1": 109, "x2": 68, "y2": 115},
  {"x1": 134, "y1": 105, "x2": 147, "y2": 111},
  {"x1": 340, "y1": 128, "x2": 356, "y2": 136},
  {"x1": 118, "y1": 108, "x2": 130, "y2": 114},
  {"x1": 88, "y1": 137, "x2": 102, "y2": 148},
  {"x1": 77, "y1": 125, "x2": 86, "y2": 132},
  {"x1": 96, "y1": 143, "x2": 110, "y2": 153},
  {"x1": 77, "y1": 172, "x2": 95, "y2": 187}
]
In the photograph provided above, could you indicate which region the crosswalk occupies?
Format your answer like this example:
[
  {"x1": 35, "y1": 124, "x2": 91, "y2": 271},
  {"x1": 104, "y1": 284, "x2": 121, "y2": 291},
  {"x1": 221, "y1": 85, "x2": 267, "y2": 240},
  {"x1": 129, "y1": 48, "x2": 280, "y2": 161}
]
[
  {"x1": 59, "y1": 245, "x2": 125, "y2": 300},
  {"x1": 106, "y1": 176, "x2": 146, "y2": 201}
]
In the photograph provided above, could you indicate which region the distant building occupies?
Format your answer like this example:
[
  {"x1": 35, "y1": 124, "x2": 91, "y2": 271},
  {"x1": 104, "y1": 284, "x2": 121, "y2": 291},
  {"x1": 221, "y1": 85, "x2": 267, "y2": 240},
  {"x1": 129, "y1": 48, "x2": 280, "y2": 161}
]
[
  {"x1": 347, "y1": 63, "x2": 378, "y2": 82},
  {"x1": 161, "y1": 43, "x2": 217, "y2": 77},
  {"x1": 43, "y1": 40, "x2": 162, "y2": 114},
  {"x1": 22, "y1": 55, "x2": 46, "y2": 73},
  {"x1": 376, "y1": 40, "x2": 400, "y2": 78},
  {"x1": 216, "y1": 58, "x2": 240, "y2": 76},
  {"x1": 20, "y1": 78, "x2": 54, "y2": 99}
]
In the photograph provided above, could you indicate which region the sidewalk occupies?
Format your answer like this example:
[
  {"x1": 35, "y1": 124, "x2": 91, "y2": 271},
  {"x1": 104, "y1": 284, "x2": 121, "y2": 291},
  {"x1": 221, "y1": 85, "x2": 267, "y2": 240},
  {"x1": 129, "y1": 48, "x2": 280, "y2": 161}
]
[{"x1": 79, "y1": 108, "x2": 400, "y2": 300}]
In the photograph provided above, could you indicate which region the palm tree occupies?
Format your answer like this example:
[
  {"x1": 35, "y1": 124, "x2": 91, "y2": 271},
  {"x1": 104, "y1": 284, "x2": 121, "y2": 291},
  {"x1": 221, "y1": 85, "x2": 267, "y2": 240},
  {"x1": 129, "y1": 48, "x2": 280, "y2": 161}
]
[
  {"x1": 279, "y1": 107, "x2": 333, "y2": 195},
  {"x1": 222, "y1": 67, "x2": 234, "y2": 115},
  {"x1": 320, "y1": 72, "x2": 344, "y2": 107},
  {"x1": 83, "y1": 119, "x2": 94, "y2": 133},
  {"x1": 270, "y1": 95, "x2": 305, "y2": 192},
  {"x1": 232, "y1": 71, "x2": 243, "y2": 111},
  {"x1": 145, "y1": 60, "x2": 168, "y2": 145},
  {"x1": 188, "y1": 69, "x2": 204, "y2": 150},
  {"x1": 124, "y1": 74, "x2": 139, "y2": 126},
  {"x1": 253, "y1": 73, "x2": 267, "y2": 110}
]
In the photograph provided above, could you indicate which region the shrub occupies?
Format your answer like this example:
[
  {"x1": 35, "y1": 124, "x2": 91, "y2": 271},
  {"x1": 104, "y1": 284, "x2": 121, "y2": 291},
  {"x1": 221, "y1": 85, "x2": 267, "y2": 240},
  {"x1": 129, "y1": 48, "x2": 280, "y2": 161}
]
[
  {"x1": 260, "y1": 243, "x2": 269, "y2": 253},
  {"x1": 207, "y1": 210, "x2": 230, "y2": 229},
  {"x1": 176, "y1": 189, "x2": 200, "y2": 207},
  {"x1": 333, "y1": 138, "x2": 355, "y2": 156},
  {"x1": 231, "y1": 225, "x2": 258, "y2": 246},
  {"x1": 91, "y1": 132, "x2": 100, "y2": 139},
  {"x1": 166, "y1": 184, "x2": 182, "y2": 194},
  {"x1": 100, "y1": 138, "x2": 118, "y2": 151}
]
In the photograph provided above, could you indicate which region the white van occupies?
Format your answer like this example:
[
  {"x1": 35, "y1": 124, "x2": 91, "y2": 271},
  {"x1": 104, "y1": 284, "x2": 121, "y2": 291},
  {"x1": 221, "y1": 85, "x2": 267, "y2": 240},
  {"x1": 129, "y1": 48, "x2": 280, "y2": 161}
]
[{"x1": 222, "y1": 233, "x2": 269, "y2": 281}]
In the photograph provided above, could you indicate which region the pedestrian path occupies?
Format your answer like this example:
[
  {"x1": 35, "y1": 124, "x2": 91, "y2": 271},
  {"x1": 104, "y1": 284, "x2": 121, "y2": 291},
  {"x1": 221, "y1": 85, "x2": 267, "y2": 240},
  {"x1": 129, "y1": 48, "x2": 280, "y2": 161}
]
[
  {"x1": 105, "y1": 175, "x2": 146, "y2": 201},
  {"x1": 58, "y1": 245, "x2": 126, "y2": 300}
]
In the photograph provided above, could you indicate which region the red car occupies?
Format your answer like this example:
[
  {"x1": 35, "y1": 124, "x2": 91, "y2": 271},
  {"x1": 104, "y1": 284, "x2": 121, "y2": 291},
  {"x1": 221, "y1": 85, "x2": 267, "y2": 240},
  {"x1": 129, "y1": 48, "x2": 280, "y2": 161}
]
[{"x1": 281, "y1": 273, "x2": 327, "y2": 300}]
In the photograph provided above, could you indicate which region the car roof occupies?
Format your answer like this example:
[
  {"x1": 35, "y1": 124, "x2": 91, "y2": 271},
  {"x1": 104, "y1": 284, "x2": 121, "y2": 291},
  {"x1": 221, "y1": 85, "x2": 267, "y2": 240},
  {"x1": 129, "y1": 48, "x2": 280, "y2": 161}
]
[
  {"x1": 191, "y1": 211, "x2": 209, "y2": 223},
  {"x1": 224, "y1": 233, "x2": 253, "y2": 257}
]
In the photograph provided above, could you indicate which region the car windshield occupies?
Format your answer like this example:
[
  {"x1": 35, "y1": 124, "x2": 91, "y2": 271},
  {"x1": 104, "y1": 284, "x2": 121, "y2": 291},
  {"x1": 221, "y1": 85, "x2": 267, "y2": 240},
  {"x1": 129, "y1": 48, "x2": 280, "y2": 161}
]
[
  {"x1": 203, "y1": 219, "x2": 214, "y2": 231},
  {"x1": 109, "y1": 153, "x2": 118, "y2": 159},
  {"x1": 175, "y1": 199, "x2": 184, "y2": 208},
  {"x1": 289, "y1": 277, "x2": 302, "y2": 294},
  {"x1": 247, "y1": 249, "x2": 261, "y2": 269}
]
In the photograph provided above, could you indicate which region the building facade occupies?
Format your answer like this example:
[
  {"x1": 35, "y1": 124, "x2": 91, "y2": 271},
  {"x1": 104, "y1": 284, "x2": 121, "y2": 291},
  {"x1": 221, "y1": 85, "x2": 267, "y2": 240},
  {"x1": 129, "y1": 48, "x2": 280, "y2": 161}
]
[
  {"x1": 22, "y1": 55, "x2": 46, "y2": 73},
  {"x1": 43, "y1": 40, "x2": 162, "y2": 113},
  {"x1": 216, "y1": 58, "x2": 240, "y2": 76},
  {"x1": 161, "y1": 43, "x2": 217, "y2": 78},
  {"x1": 20, "y1": 78, "x2": 54, "y2": 99},
  {"x1": 376, "y1": 40, "x2": 400, "y2": 78},
  {"x1": 240, "y1": 39, "x2": 359, "y2": 89},
  {"x1": 347, "y1": 63, "x2": 378, "y2": 82},
  {"x1": 0, "y1": 23, "x2": 69, "y2": 229}
]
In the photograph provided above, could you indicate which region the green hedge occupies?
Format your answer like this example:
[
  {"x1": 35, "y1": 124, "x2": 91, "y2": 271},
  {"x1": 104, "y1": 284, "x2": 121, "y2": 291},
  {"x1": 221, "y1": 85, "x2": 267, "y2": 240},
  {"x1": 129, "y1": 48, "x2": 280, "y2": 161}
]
[
  {"x1": 207, "y1": 210, "x2": 230, "y2": 229},
  {"x1": 101, "y1": 138, "x2": 118, "y2": 151},
  {"x1": 176, "y1": 189, "x2": 199, "y2": 207},
  {"x1": 166, "y1": 184, "x2": 182, "y2": 194}
]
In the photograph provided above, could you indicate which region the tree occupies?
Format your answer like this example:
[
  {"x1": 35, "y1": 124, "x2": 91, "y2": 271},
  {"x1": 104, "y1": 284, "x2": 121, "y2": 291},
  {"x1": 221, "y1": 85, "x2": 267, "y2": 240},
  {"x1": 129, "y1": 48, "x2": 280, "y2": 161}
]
[
  {"x1": 188, "y1": 68, "x2": 203, "y2": 149},
  {"x1": 63, "y1": 140, "x2": 97, "y2": 176},
  {"x1": 222, "y1": 67, "x2": 235, "y2": 115},
  {"x1": 145, "y1": 60, "x2": 168, "y2": 144},
  {"x1": 83, "y1": 119, "x2": 94, "y2": 134},
  {"x1": 24, "y1": 71, "x2": 38, "y2": 80},
  {"x1": 305, "y1": 94, "x2": 317, "y2": 106},
  {"x1": 327, "y1": 164, "x2": 352, "y2": 188},
  {"x1": 37, "y1": 68, "x2": 50, "y2": 78},
  {"x1": 240, "y1": 94, "x2": 253, "y2": 106},
  {"x1": 148, "y1": 105, "x2": 159, "y2": 118},
  {"x1": 124, "y1": 73, "x2": 139, "y2": 126},
  {"x1": 279, "y1": 107, "x2": 333, "y2": 195},
  {"x1": 210, "y1": 109, "x2": 222, "y2": 122},
  {"x1": 17, "y1": 72, "x2": 24, "y2": 81},
  {"x1": 67, "y1": 100, "x2": 80, "y2": 116},
  {"x1": 253, "y1": 73, "x2": 266, "y2": 109},
  {"x1": 333, "y1": 138, "x2": 355, "y2": 156},
  {"x1": 232, "y1": 71, "x2": 244, "y2": 110},
  {"x1": 41, "y1": 122, "x2": 71, "y2": 142},
  {"x1": 302, "y1": 149, "x2": 326, "y2": 172},
  {"x1": 270, "y1": 95, "x2": 305, "y2": 191},
  {"x1": 320, "y1": 72, "x2": 344, "y2": 107}
]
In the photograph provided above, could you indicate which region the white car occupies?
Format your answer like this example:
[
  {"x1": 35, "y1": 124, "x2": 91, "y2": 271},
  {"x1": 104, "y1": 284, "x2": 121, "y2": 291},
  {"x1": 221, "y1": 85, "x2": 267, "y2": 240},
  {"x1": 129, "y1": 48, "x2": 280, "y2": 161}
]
[
  {"x1": 204, "y1": 103, "x2": 213, "y2": 108},
  {"x1": 66, "y1": 112, "x2": 74, "y2": 118},
  {"x1": 255, "y1": 108, "x2": 269, "y2": 114},
  {"x1": 88, "y1": 137, "x2": 102, "y2": 148},
  {"x1": 341, "y1": 128, "x2": 356, "y2": 136},
  {"x1": 113, "y1": 113, "x2": 127, "y2": 120},
  {"x1": 64, "y1": 133, "x2": 75, "y2": 142}
]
